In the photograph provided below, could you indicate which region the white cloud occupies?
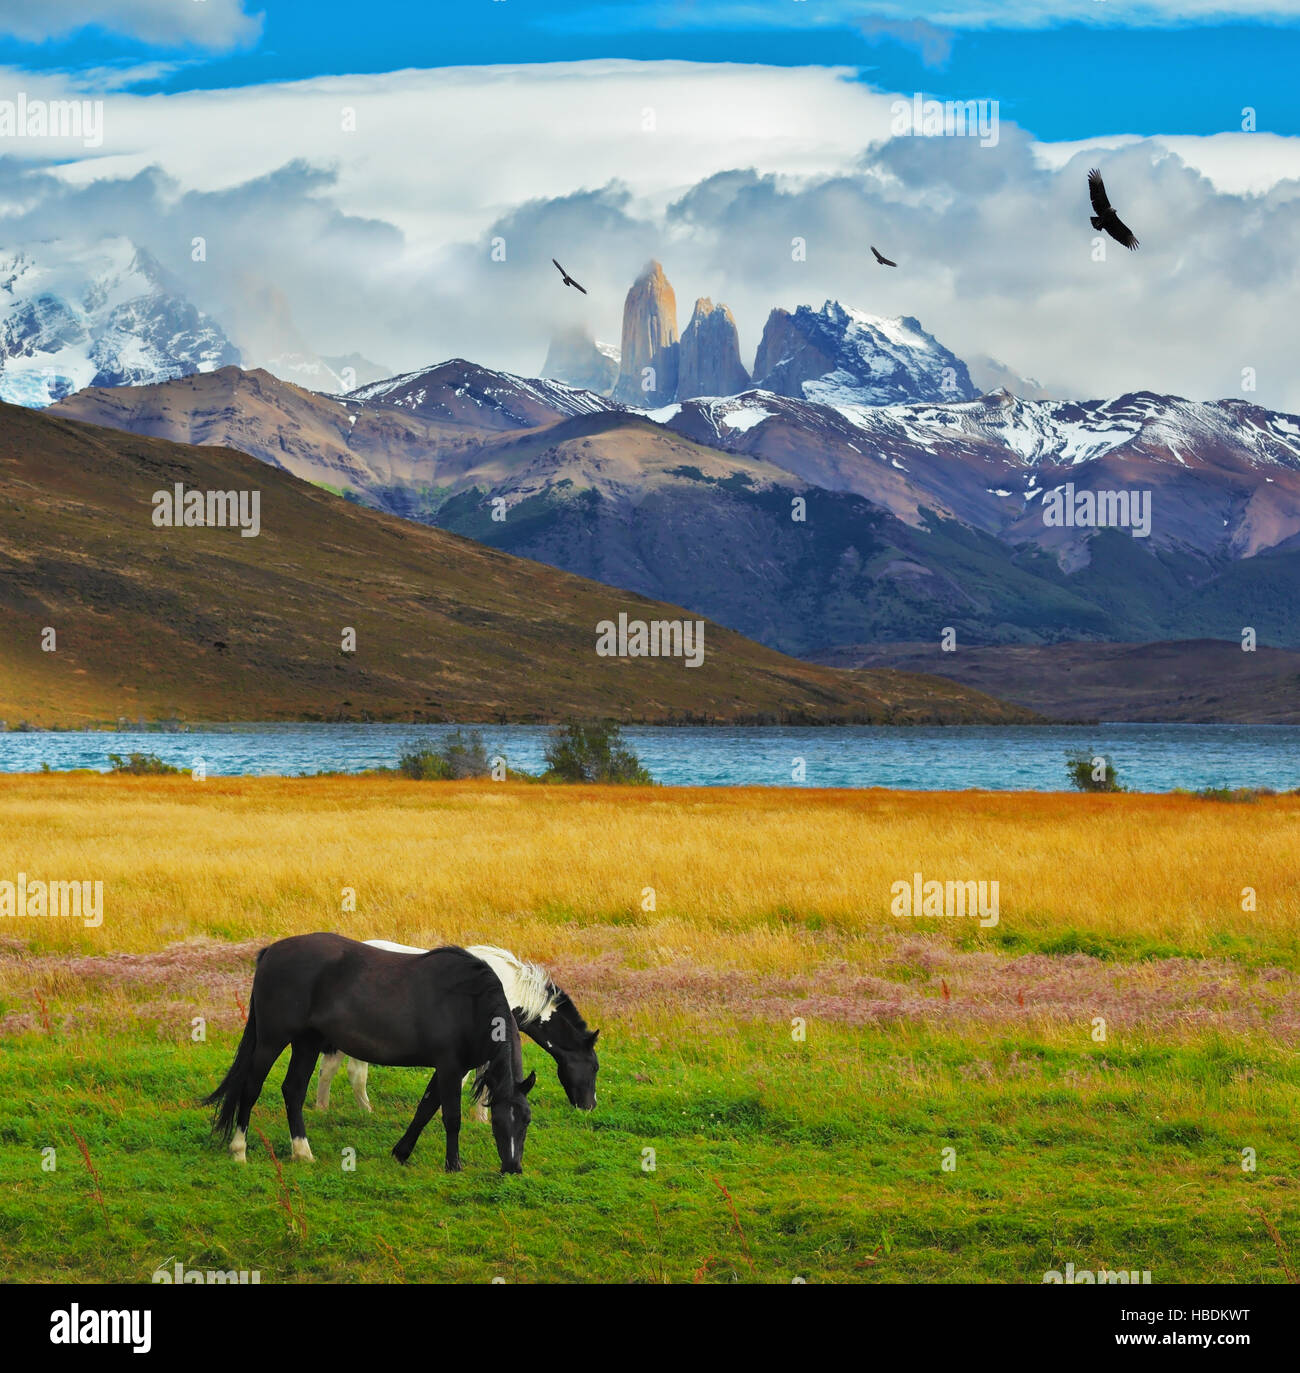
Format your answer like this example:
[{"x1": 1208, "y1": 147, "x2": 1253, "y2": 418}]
[
  {"x1": 1036, "y1": 133, "x2": 1300, "y2": 197},
  {"x1": 0, "y1": 0, "x2": 262, "y2": 49},
  {"x1": 30, "y1": 61, "x2": 897, "y2": 247},
  {"x1": 553, "y1": 1, "x2": 1300, "y2": 32},
  {"x1": 1, "y1": 59, "x2": 1298, "y2": 411}
]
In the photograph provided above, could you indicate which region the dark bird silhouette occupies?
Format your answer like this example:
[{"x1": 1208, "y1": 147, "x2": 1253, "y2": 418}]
[
  {"x1": 552, "y1": 258, "x2": 588, "y2": 293},
  {"x1": 1087, "y1": 169, "x2": 1139, "y2": 250},
  {"x1": 870, "y1": 245, "x2": 897, "y2": 267}
]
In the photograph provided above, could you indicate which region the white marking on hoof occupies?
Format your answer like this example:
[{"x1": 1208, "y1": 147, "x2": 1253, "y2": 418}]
[
  {"x1": 291, "y1": 1136, "x2": 315, "y2": 1162},
  {"x1": 230, "y1": 1128, "x2": 247, "y2": 1163},
  {"x1": 474, "y1": 1104, "x2": 490, "y2": 1124}
]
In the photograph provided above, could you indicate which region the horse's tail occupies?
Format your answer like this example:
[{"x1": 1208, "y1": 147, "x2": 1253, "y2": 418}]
[{"x1": 201, "y1": 987, "x2": 260, "y2": 1142}]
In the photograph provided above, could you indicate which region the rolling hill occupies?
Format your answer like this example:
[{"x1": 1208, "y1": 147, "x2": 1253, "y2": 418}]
[
  {"x1": 52, "y1": 362, "x2": 1300, "y2": 663},
  {"x1": 817, "y1": 638, "x2": 1300, "y2": 724},
  {"x1": 0, "y1": 402, "x2": 1035, "y2": 727}
]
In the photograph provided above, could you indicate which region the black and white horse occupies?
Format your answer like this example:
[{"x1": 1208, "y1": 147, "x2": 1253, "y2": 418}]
[
  {"x1": 315, "y1": 940, "x2": 599, "y2": 1116},
  {"x1": 203, "y1": 934, "x2": 536, "y2": 1173}
]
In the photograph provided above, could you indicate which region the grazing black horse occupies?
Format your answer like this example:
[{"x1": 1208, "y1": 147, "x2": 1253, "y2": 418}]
[
  {"x1": 203, "y1": 934, "x2": 536, "y2": 1173},
  {"x1": 315, "y1": 940, "x2": 599, "y2": 1116}
]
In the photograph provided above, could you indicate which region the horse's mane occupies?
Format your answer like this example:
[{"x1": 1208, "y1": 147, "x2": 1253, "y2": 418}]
[
  {"x1": 548, "y1": 988, "x2": 590, "y2": 1035},
  {"x1": 465, "y1": 944, "x2": 563, "y2": 1026}
]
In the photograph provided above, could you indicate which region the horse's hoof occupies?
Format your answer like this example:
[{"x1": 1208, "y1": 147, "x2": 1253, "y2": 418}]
[
  {"x1": 291, "y1": 1138, "x2": 315, "y2": 1163},
  {"x1": 392, "y1": 1147, "x2": 410, "y2": 1165},
  {"x1": 445, "y1": 1158, "x2": 464, "y2": 1173}
]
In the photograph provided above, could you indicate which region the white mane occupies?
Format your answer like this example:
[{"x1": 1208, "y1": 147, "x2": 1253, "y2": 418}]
[
  {"x1": 465, "y1": 944, "x2": 561, "y2": 1025},
  {"x1": 363, "y1": 939, "x2": 561, "y2": 1025}
]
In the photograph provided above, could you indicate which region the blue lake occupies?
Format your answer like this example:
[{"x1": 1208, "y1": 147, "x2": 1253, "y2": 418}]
[{"x1": 1, "y1": 723, "x2": 1298, "y2": 791}]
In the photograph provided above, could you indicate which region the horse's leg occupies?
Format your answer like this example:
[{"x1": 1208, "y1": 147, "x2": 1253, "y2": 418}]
[
  {"x1": 282, "y1": 1036, "x2": 323, "y2": 1161},
  {"x1": 233, "y1": 1040, "x2": 287, "y2": 1163},
  {"x1": 439, "y1": 1069, "x2": 464, "y2": 1172},
  {"x1": 392, "y1": 1070, "x2": 440, "y2": 1165},
  {"x1": 315, "y1": 1050, "x2": 342, "y2": 1111},
  {"x1": 347, "y1": 1058, "x2": 372, "y2": 1112}
]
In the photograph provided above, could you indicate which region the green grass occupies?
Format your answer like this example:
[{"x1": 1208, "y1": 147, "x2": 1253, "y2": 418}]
[{"x1": 3, "y1": 1023, "x2": 1298, "y2": 1284}]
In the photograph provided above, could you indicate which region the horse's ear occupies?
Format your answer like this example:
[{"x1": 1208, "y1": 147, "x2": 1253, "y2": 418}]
[
  {"x1": 519, "y1": 1071, "x2": 537, "y2": 1097},
  {"x1": 587, "y1": 1029, "x2": 600, "y2": 1046}
]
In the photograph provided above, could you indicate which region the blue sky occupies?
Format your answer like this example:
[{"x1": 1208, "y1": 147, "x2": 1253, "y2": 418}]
[{"x1": 3, "y1": 1, "x2": 1299, "y2": 140}]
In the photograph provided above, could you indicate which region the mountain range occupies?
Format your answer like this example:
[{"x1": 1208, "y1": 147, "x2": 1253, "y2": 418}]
[
  {"x1": 51, "y1": 359, "x2": 1300, "y2": 662},
  {"x1": 0, "y1": 400, "x2": 1033, "y2": 727},
  {"x1": 26, "y1": 253, "x2": 1300, "y2": 719},
  {"x1": 547, "y1": 259, "x2": 977, "y2": 411}
]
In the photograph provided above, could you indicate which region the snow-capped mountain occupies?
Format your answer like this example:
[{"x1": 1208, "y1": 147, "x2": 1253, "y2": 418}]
[
  {"x1": 0, "y1": 237, "x2": 240, "y2": 407},
  {"x1": 51, "y1": 355, "x2": 1300, "y2": 655},
  {"x1": 345, "y1": 358, "x2": 616, "y2": 429},
  {"x1": 843, "y1": 389, "x2": 1300, "y2": 472},
  {"x1": 660, "y1": 384, "x2": 1300, "y2": 568},
  {"x1": 752, "y1": 300, "x2": 979, "y2": 407},
  {"x1": 539, "y1": 263, "x2": 980, "y2": 410}
]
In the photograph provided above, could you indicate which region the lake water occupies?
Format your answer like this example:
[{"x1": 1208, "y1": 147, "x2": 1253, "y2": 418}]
[{"x1": 1, "y1": 723, "x2": 1298, "y2": 791}]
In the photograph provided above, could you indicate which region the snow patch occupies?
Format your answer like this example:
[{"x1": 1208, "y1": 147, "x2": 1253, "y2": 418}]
[{"x1": 720, "y1": 405, "x2": 774, "y2": 433}]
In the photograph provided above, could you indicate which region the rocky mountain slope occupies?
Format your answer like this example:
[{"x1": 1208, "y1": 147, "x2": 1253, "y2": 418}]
[
  {"x1": 678, "y1": 297, "x2": 750, "y2": 400},
  {"x1": 0, "y1": 401, "x2": 1036, "y2": 727},
  {"x1": 51, "y1": 359, "x2": 1300, "y2": 657},
  {"x1": 819, "y1": 639, "x2": 1300, "y2": 724}
]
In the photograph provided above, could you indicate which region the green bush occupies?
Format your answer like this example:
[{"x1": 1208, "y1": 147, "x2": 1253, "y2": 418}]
[
  {"x1": 1065, "y1": 750, "x2": 1123, "y2": 793},
  {"x1": 1189, "y1": 785, "x2": 1273, "y2": 803},
  {"x1": 107, "y1": 752, "x2": 183, "y2": 775},
  {"x1": 543, "y1": 721, "x2": 652, "y2": 785},
  {"x1": 396, "y1": 729, "x2": 491, "y2": 780}
]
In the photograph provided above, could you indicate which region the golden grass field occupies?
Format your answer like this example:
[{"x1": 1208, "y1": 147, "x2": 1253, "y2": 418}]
[
  {"x1": 4, "y1": 775, "x2": 1299, "y2": 1042},
  {"x1": 4, "y1": 774, "x2": 1298, "y2": 948}
]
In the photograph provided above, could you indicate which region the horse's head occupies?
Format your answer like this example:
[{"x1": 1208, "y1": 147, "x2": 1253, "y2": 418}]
[
  {"x1": 552, "y1": 1028, "x2": 599, "y2": 1110},
  {"x1": 490, "y1": 1070, "x2": 536, "y2": 1174},
  {"x1": 527, "y1": 993, "x2": 599, "y2": 1110}
]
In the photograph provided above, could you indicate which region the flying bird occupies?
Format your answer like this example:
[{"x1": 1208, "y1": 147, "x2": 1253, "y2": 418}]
[
  {"x1": 552, "y1": 258, "x2": 588, "y2": 293},
  {"x1": 1087, "y1": 169, "x2": 1139, "y2": 250},
  {"x1": 870, "y1": 245, "x2": 897, "y2": 267}
]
